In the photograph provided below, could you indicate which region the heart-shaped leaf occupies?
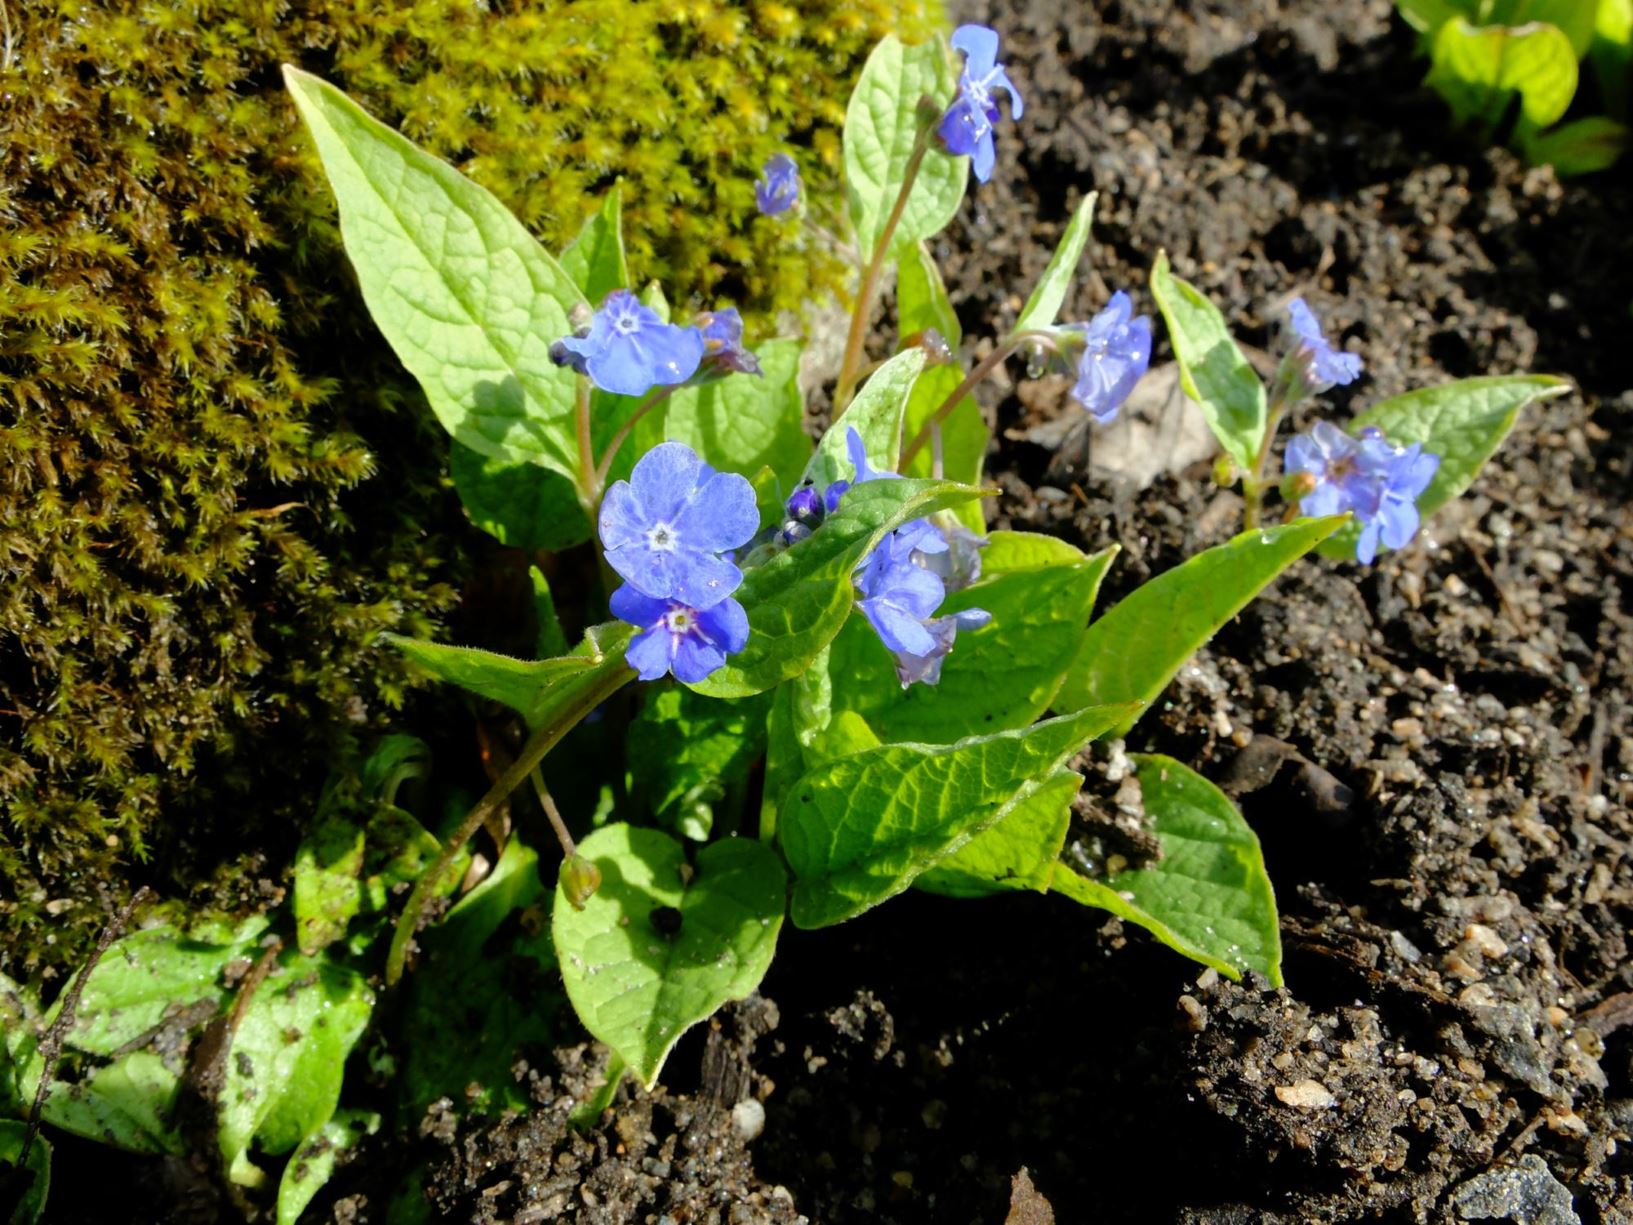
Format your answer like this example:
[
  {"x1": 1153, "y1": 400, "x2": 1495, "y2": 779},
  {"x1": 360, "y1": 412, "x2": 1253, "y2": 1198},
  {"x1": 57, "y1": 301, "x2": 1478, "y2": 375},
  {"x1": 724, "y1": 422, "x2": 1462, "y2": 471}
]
[
  {"x1": 552, "y1": 825, "x2": 787, "y2": 1087},
  {"x1": 1053, "y1": 754, "x2": 1281, "y2": 984}
]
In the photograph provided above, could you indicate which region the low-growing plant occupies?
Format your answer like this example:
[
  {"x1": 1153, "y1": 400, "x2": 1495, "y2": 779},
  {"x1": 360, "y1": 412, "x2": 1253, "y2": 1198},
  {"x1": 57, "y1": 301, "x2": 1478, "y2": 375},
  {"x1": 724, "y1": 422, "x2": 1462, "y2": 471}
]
[
  {"x1": 1398, "y1": 0, "x2": 1631, "y2": 173},
  {"x1": 1, "y1": 22, "x2": 1568, "y2": 1222}
]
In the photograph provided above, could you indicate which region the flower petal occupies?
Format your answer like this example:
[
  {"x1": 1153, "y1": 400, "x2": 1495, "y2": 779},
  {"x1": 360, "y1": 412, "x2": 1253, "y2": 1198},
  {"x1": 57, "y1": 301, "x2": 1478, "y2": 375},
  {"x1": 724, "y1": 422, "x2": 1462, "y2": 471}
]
[
  {"x1": 950, "y1": 24, "x2": 1000, "y2": 78},
  {"x1": 624, "y1": 624, "x2": 676, "y2": 681},
  {"x1": 671, "y1": 470, "x2": 761, "y2": 553},
  {"x1": 697, "y1": 597, "x2": 750, "y2": 655},
  {"x1": 630, "y1": 440, "x2": 704, "y2": 521}
]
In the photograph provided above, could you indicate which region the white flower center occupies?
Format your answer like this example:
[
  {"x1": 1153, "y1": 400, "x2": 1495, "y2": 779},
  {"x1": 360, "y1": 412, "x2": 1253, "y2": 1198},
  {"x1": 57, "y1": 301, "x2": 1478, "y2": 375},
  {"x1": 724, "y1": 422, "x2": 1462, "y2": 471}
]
[
  {"x1": 646, "y1": 522, "x2": 678, "y2": 551},
  {"x1": 664, "y1": 608, "x2": 694, "y2": 634}
]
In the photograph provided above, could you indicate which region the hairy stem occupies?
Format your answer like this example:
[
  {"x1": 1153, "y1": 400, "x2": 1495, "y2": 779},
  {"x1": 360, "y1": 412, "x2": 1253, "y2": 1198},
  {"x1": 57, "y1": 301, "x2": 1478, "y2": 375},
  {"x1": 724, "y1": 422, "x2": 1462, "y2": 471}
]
[
  {"x1": 1242, "y1": 393, "x2": 1289, "y2": 530},
  {"x1": 898, "y1": 330, "x2": 1058, "y2": 469},
  {"x1": 574, "y1": 377, "x2": 597, "y2": 514},
  {"x1": 530, "y1": 768, "x2": 577, "y2": 859},
  {"x1": 385, "y1": 662, "x2": 633, "y2": 985},
  {"x1": 833, "y1": 130, "x2": 933, "y2": 414},
  {"x1": 593, "y1": 383, "x2": 679, "y2": 494}
]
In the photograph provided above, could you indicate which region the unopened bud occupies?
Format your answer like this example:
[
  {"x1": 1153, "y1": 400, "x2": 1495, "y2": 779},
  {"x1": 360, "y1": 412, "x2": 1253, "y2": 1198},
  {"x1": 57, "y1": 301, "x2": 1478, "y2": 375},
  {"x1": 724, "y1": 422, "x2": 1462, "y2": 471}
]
[
  {"x1": 568, "y1": 301, "x2": 594, "y2": 330},
  {"x1": 1280, "y1": 470, "x2": 1318, "y2": 501},
  {"x1": 560, "y1": 854, "x2": 601, "y2": 910},
  {"x1": 1212, "y1": 454, "x2": 1238, "y2": 488}
]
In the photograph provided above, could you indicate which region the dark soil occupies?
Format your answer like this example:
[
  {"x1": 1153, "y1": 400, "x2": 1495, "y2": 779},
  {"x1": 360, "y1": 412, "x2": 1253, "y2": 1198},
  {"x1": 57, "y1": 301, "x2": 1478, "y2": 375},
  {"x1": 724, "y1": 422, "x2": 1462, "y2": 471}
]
[{"x1": 40, "y1": 0, "x2": 1633, "y2": 1220}]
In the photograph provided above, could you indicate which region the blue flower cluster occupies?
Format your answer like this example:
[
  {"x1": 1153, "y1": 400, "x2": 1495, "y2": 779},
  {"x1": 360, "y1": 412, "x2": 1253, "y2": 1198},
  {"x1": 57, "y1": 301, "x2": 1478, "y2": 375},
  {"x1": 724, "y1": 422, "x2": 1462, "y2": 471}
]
[
  {"x1": 814, "y1": 429, "x2": 992, "y2": 687},
  {"x1": 599, "y1": 442, "x2": 758, "y2": 682},
  {"x1": 938, "y1": 25, "x2": 1024, "y2": 183},
  {"x1": 1285, "y1": 421, "x2": 1441, "y2": 564}
]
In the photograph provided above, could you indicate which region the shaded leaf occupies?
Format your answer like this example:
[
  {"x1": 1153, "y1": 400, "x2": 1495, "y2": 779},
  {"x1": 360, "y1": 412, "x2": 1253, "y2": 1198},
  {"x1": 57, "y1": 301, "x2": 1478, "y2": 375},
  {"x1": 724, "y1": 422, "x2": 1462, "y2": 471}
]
[{"x1": 276, "y1": 1110, "x2": 379, "y2": 1225}]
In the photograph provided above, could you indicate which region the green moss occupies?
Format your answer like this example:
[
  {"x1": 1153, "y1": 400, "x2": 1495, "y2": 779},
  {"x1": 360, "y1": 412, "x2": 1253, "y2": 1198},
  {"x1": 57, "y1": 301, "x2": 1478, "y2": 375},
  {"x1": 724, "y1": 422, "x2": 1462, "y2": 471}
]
[{"x1": 0, "y1": 0, "x2": 940, "y2": 974}]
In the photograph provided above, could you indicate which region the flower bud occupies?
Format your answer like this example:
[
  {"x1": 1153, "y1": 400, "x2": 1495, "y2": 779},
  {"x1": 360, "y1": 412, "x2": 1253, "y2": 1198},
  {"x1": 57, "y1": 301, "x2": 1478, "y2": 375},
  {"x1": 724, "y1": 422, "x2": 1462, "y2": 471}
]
[
  {"x1": 1280, "y1": 470, "x2": 1319, "y2": 501},
  {"x1": 559, "y1": 853, "x2": 601, "y2": 910}
]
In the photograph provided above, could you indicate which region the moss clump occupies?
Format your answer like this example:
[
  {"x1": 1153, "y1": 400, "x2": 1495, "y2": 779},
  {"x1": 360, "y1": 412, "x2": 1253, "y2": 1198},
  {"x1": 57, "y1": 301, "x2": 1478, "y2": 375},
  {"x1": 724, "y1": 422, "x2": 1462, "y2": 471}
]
[{"x1": 0, "y1": 0, "x2": 940, "y2": 973}]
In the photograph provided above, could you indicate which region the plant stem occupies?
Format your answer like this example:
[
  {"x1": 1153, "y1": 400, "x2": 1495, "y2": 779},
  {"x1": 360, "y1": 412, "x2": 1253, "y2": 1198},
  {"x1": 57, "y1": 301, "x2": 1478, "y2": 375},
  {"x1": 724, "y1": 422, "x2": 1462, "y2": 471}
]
[
  {"x1": 574, "y1": 376, "x2": 597, "y2": 515},
  {"x1": 385, "y1": 662, "x2": 633, "y2": 986},
  {"x1": 898, "y1": 330, "x2": 1058, "y2": 469},
  {"x1": 593, "y1": 383, "x2": 679, "y2": 494},
  {"x1": 529, "y1": 768, "x2": 577, "y2": 859},
  {"x1": 833, "y1": 129, "x2": 933, "y2": 415},
  {"x1": 1242, "y1": 393, "x2": 1289, "y2": 530}
]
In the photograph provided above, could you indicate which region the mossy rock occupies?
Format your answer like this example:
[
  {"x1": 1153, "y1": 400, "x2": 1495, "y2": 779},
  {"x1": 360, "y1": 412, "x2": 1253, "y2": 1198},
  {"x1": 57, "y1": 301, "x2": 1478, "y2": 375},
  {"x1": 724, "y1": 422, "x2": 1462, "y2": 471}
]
[{"x1": 0, "y1": 0, "x2": 941, "y2": 973}]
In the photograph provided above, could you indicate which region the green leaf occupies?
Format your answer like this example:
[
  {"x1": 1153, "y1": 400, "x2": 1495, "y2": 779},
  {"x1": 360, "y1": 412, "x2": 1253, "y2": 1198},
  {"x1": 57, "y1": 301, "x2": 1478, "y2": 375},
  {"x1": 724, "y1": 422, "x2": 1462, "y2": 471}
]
[
  {"x1": 1320, "y1": 374, "x2": 1568, "y2": 559},
  {"x1": 1148, "y1": 252, "x2": 1267, "y2": 472},
  {"x1": 532, "y1": 567, "x2": 569, "y2": 659},
  {"x1": 552, "y1": 824, "x2": 787, "y2": 1088},
  {"x1": 61, "y1": 927, "x2": 247, "y2": 1057},
  {"x1": 1055, "y1": 518, "x2": 1345, "y2": 724},
  {"x1": 803, "y1": 348, "x2": 926, "y2": 490},
  {"x1": 1427, "y1": 17, "x2": 1579, "y2": 130},
  {"x1": 634, "y1": 339, "x2": 811, "y2": 493},
  {"x1": 401, "y1": 836, "x2": 562, "y2": 1118},
  {"x1": 827, "y1": 532, "x2": 1117, "y2": 743},
  {"x1": 219, "y1": 951, "x2": 373, "y2": 1178},
  {"x1": 1053, "y1": 755, "x2": 1282, "y2": 984},
  {"x1": 628, "y1": 688, "x2": 770, "y2": 839},
  {"x1": 26, "y1": 1051, "x2": 181, "y2": 1155},
  {"x1": 361, "y1": 806, "x2": 455, "y2": 912},
  {"x1": 1593, "y1": 0, "x2": 1632, "y2": 118},
  {"x1": 1493, "y1": 0, "x2": 1597, "y2": 57},
  {"x1": 384, "y1": 623, "x2": 635, "y2": 727},
  {"x1": 294, "y1": 814, "x2": 366, "y2": 955},
  {"x1": 898, "y1": 242, "x2": 987, "y2": 532},
  {"x1": 1519, "y1": 115, "x2": 1630, "y2": 174},
  {"x1": 360, "y1": 734, "x2": 431, "y2": 807},
  {"x1": 559, "y1": 186, "x2": 629, "y2": 304},
  {"x1": 780, "y1": 703, "x2": 1136, "y2": 928},
  {"x1": 450, "y1": 441, "x2": 590, "y2": 552},
  {"x1": 1013, "y1": 192, "x2": 1098, "y2": 334},
  {"x1": 689, "y1": 477, "x2": 985, "y2": 699},
  {"x1": 1395, "y1": 0, "x2": 1468, "y2": 34},
  {"x1": 276, "y1": 1110, "x2": 379, "y2": 1225},
  {"x1": 844, "y1": 35, "x2": 967, "y2": 257},
  {"x1": 0, "y1": 1119, "x2": 50, "y2": 1224},
  {"x1": 915, "y1": 768, "x2": 1083, "y2": 898},
  {"x1": 283, "y1": 67, "x2": 586, "y2": 479}
]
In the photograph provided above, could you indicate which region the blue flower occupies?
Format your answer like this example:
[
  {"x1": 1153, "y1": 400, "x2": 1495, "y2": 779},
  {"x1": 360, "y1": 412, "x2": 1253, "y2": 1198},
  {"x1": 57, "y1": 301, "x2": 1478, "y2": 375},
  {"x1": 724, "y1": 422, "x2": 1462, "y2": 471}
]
[
  {"x1": 555, "y1": 289, "x2": 705, "y2": 398},
  {"x1": 856, "y1": 532, "x2": 948, "y2": 657},
  {"x1": 1283, "y1": 423, "x2": 1440, "y2": 564},
  {"x1": 755, "y1": 153, "x2": 801, "y2": 216},
  {"x1": 1283, "y1": 420, "x2": 1369, "y2": 518},
  {"x1": 610, "y1": 585, "x2": 749, "y2": 684},
  {"x1": 1350, "y1": 430, "x2": 1439, "y2": 565},
  {"x1": 1277, "y1": 298, "x2": 1362, "y2": 399},
  {"x1": 892, "y1": 608, "x2": 992, "y2": 687},
  {"x1": 697, "y1": 307, "x2": 762, "y2": 376},
  {"x1": 599, "y1": 441, "x2": 759, "y2": 607},
  {"x1": 1063, "y1": 291, "x2": 1153, "y2": 424},
  {"x1": 938, "y1": 25, "x2": 1024, "y2": 183}
]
